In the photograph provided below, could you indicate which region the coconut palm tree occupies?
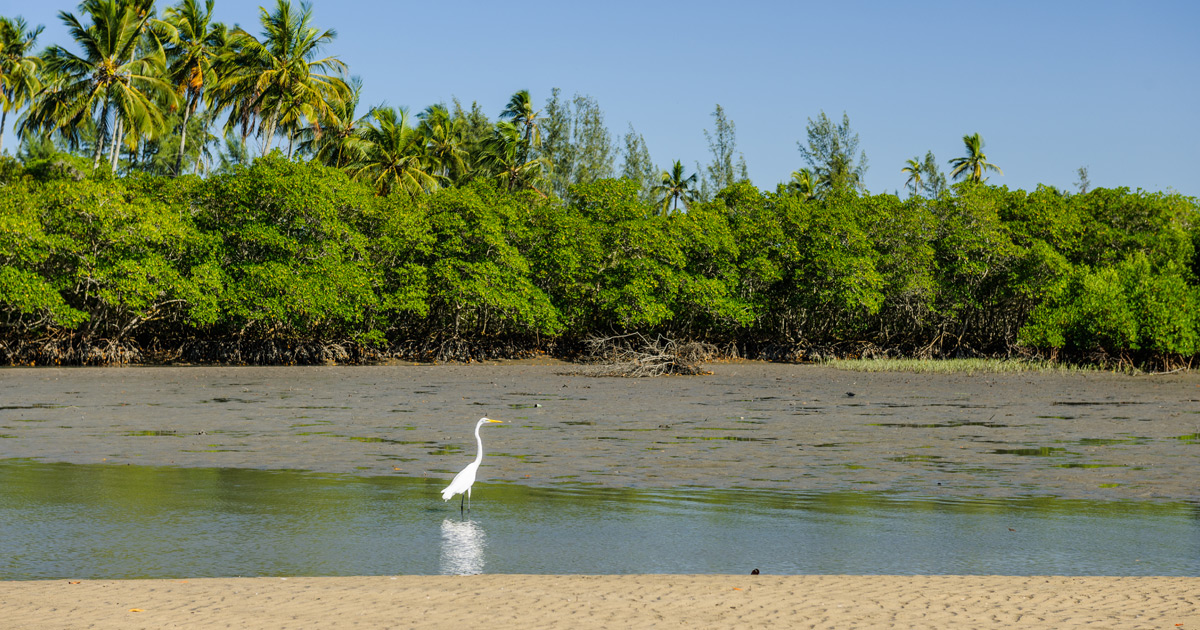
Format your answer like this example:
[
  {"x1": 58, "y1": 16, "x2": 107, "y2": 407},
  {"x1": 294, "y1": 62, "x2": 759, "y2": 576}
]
[
  {"x1": 348, "y1": 105, "x2": 437, "y2": 197},
  {"x1": 163, "y1": 0, "x2": 227, "y2": 175},
  {"x1": 652, "y1": 160, "x2": 698, "y2": 214},
  {"x1": 294, "y1": 75, "x2": 366, "y2": 168},
  {"x1": 481, "y1": 120, "x2": 546, "y2": 193},
  {"x1": 901, "y1": 156, "x2": 923, "y2": 196},
  {"x1": 499, "y1": 89, "x2": 540, "y2": 165},
  {"x1": 209, "y1": 31, "x2": 260, "y2": 155},
  {"x1": 92, "y1": 0, "x2": 174, "y2": 171},
  {"x1": 219, "y1": 0, "x2": 348, "y2": 157},
  {"x1": 34, "y1": 0, "x2": 175, "y2": 170},
  {"x1": 0, "y1": 16, "x2": 44, "y2": 155},
  {"x1": 948, "y1": 132, "x2": 1002, "y2": 183},
  {"x1": 418, "y1": 103, "x2": 468, "y2": 185},
  {"x1": 785, "y1": 168, "x2": 816, "y2": 199}
]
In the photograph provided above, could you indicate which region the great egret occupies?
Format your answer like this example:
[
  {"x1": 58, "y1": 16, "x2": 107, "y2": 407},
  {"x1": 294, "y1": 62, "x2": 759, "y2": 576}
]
[{"x1": 441, "y1": 417, "x2": 504, "y2": 513}]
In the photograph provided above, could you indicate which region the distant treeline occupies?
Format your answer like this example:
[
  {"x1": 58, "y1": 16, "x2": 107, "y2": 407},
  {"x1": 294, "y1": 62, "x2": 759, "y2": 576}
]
[{"x1": 0, "y1": 155, "x2": 1197, "y2": 367}]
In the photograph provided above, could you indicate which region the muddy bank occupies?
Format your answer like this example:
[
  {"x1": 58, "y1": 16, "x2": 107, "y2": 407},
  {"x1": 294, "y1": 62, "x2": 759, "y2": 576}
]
[{"x1": 1, "y1": 363, "x2": 1197, "y2": 500}]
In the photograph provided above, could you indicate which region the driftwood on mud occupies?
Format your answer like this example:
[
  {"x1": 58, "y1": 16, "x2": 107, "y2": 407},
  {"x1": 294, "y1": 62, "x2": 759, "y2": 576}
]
[{"x1": 569, "y1": 333, "x2": 716, "y2": 377}]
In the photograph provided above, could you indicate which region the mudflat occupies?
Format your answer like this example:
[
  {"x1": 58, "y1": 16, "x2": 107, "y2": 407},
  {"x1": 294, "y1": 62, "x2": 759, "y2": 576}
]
[{"x1": 1, "y1": 362, "x2": 1197, "y2": 500}]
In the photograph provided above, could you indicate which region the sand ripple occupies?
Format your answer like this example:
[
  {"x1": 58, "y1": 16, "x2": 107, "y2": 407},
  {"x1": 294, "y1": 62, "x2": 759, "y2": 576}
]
[{"x1": 4, "y1": 575, "x2": 1198, "y2": 629}]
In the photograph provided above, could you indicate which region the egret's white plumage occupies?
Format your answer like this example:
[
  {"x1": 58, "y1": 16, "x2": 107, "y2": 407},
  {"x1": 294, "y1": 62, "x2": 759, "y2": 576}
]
[{"x1": 441, "y1": 417, "x2": 503, "y2": 511}]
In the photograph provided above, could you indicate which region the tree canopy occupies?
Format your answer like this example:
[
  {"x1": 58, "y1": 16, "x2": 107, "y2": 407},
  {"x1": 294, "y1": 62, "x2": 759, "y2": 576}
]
[{"x1": 0, "y1": 0, "x2": 1196, "y2": 370}]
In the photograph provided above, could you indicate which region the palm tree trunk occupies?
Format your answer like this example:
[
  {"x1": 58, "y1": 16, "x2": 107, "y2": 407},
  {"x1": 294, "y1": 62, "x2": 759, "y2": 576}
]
[
  {"x1": 0, "y1": 109, "x2": 7, "y2": 155},
  {"x1": 92, "y1": 139, "x2": 106, "y2": 171},
  {"x1": 92, "y1": 107, "x2": 109, "y2": 172},
  {"x1": 174, "y1": 98, "x2": 193, "y2": 176},
  {"x1": 262, "y1": 118, "x2": 275, "y2": 156},
  {"x1": 109, "y1": 117, "x2": 124, "y2": 171}
]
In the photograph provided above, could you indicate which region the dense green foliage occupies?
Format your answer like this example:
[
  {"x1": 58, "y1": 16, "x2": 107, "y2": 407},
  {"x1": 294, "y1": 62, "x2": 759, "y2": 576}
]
[
  {"x1": 1, "y1": 155, "x2": 1196, "y2": 366},
  {"x1": 1, "y1": 1, "x2": 1196, "y2": 367}
]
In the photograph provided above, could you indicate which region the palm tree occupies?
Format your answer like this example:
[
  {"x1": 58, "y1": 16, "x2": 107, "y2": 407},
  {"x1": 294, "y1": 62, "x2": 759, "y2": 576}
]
[
  {"x1": 652, "y1": 160, "x2": 698, "y2": 214},
  {"x1": 294, "y1": 75, "x2": 367, "y2": 168},
  {"x1": 499, "y1": 89, "x2": 540, "y2": 162},
  {"x1": 948, "y1": 132, "x2": 1002, "y2": 183},
  {"x1": 209, "y1": 30, "x2": 257, "y2": 154},
  {"x1": 0, "y1": 16, "x2": 44, "y2": 155},
  {"x1": 348, "y1": 106, "x2": 437, "y2": 197},
  {"x1": 220, "y1": 0, "x2": 348, "y2": 157},
  {"x1": 35, "y1": 0, "x2": 175, "y2": 170},
  {"x1": 481, "y1": 120, "x2": 546, "y2": 193},
  {"x1": 418, "y1": 103, "x2": 468, "y2": 185},
  {"x1": 786, "y1": 168, "x2": 816, "y2": 199},
  {"x1": 163, "y1": 0, "x2": 227, "y2": 175},
  {"x1": 901, "y1": 156, "x2": 923, "y2": 196}
]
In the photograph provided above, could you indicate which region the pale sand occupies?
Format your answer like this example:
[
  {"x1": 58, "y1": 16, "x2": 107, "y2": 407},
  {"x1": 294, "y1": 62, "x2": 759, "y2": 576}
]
[{"x1": 3, "y1": 575, "x2": 1198, "y2": 629}]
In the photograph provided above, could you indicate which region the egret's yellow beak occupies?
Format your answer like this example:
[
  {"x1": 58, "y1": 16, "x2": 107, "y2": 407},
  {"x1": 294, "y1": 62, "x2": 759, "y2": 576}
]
[{"x1": 485, "y1": 418, "x2": 504, "y2": 423}]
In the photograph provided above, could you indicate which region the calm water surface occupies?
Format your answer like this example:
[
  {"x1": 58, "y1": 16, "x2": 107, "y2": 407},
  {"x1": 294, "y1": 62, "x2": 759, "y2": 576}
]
[{"x1": 1, "y1": 460, "x2": 1196, "y2": 579}]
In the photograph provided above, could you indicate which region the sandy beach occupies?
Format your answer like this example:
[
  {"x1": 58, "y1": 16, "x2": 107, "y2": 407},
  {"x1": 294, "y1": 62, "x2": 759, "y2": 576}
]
[
  {"x1": 2, "y1": 363, "x2": 1198, "y2": 627},
  {"x1": 3, "y1": 574, "x2": 1198, "y2": 629}
]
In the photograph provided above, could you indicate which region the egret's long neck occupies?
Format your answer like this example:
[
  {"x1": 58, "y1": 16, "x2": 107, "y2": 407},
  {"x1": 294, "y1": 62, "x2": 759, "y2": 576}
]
[{"x1": 472, "y1": 421, "x2": 485, "y2": 465}]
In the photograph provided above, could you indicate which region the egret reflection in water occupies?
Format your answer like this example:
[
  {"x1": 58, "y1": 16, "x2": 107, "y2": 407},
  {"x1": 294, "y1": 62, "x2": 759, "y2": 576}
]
[{"x1": 440, "y1": 518, "x2": 486, "y2": 575}]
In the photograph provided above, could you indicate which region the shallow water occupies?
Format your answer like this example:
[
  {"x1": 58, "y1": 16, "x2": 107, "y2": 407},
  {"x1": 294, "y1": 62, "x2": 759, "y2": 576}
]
[{"x1": 2, "y1": 460, "x2": 1197, "y2": 579}]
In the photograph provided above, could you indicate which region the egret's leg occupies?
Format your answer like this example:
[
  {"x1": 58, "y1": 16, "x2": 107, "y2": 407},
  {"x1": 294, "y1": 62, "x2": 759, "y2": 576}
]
[
  {"x1": 459, "y1": 492, "x2": 465, "y2": 515},
  {"x1": 466, "y1": 487, "x2": 472, "y2": 512}
]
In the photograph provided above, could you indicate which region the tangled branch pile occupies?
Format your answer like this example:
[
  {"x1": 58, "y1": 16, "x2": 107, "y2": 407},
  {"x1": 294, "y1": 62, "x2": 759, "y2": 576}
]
[{"x1": 577, "y1": 333, "x2": 715, "y2": 377}]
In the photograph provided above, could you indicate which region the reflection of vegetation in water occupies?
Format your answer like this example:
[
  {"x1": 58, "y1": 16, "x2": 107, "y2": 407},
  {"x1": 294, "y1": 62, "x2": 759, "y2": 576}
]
[
  {"x1": 1171, "y1": 433, "x2": 1199, "y2": 444},
  {"x1": 4, "y1": 457, "x2": 1196, "y2": 579}
]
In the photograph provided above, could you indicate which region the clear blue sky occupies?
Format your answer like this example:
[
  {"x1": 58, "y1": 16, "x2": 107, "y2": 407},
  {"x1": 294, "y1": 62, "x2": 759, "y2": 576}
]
[{"x1": 3, "y1": 0, "x2": 1198, "y2": 196}]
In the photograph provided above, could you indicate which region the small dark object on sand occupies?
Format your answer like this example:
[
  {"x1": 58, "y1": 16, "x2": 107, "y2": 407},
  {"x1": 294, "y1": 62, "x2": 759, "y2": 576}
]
[
  {"x1": 846, "y1": 392, "x2": 856, "y2": 397},
  {"x1": 751, "y1": 568, "x2": 760, "y2": 575}
]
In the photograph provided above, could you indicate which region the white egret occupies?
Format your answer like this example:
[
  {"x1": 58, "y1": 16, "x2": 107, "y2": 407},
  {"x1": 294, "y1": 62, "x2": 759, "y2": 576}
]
[{"x1": 441, "y1": 417, "x2": 504, "y2": 513}]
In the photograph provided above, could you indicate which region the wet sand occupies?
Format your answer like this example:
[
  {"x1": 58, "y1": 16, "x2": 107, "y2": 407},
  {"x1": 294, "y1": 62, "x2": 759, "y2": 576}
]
[
  {"x1": 1, "y1": 363, "x2": 1197, "y2": 500},
  {"x1": 4, "y1": 575, "x2": 1198, "y2": 629}
]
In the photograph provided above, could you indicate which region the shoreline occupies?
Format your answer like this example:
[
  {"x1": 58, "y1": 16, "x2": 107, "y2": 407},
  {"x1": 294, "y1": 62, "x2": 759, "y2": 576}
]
[{"x1": 4, "y1": 575, "x2": 1198, "y2": 629}]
